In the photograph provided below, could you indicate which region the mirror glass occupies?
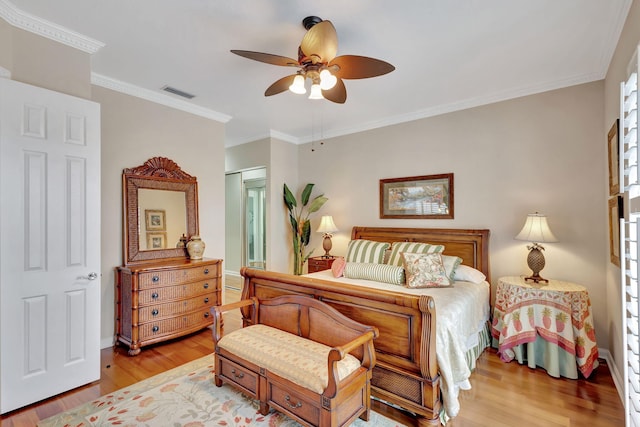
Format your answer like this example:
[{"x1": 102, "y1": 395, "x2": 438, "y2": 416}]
[
  {"x1": 122, "y1": 157, "x2": 198, "y2": 265},
  {"x1": 138, "y1": 189, "x2": 187, "y2": 250}
]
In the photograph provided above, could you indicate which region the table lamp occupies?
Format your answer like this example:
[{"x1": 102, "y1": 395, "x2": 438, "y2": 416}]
[
  {"x1": 317, "y1": 215, "x2": 338, "y2": 258},
  {"x1": 514, "y1": 212, "x2": 558, "y2": 283}
]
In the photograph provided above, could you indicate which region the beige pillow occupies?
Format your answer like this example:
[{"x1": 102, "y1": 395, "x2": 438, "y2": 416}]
[{"x1": 402, "y1": 252, "x2": 452, "y2": 288}]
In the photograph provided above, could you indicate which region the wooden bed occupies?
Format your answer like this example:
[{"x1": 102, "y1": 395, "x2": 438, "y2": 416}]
[{"x1": 239, "y1": 226, "x2": 490, "y2": 426}]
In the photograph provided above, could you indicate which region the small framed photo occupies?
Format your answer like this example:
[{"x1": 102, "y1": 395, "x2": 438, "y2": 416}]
[
  {"x1": 145, "y1": 209, "x2": 166, "y2": 231},
  {"x1": 608, "y1": 119, "x2": 620, "y2": 196},
  {"x1": 380, "y1": 173, "x2": 454, "y2": 219},
  {"x1": 146, "y1": 232, "x2": 167, "y2": 250}
]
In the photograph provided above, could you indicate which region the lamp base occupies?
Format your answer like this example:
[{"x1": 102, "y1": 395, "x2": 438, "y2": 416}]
[
  {"x1": 322, "y1": 235, "x2": 333, "y2": 258},
  {"x1": 525, "y1": 246, "x2": 548, "y2": 284},
  {"x1": 524, "y1": 273, "x2": 549, "y2": 284}
]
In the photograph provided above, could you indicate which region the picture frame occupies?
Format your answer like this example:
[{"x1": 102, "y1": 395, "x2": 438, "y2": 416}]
[
  {"x1": 608, "y1": 119, "x2": 620, "y2": 196},
  {"x1": 609, "y1": 195, "x2": 622, "y2": 267},
  {"x1": 380, "y1": 173, "x2": 454, "y2": 219},
  {"x1": 146, "y1": 232, "x2": 167, "y2": 250},
  {"x1": 145, "y1": 209, "x2": 166, "y2": 231}
]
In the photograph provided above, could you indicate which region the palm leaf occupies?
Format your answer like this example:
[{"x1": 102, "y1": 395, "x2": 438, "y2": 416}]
[
  {"x1": 283, "y1": 184, "x2": 296, "y2": 211},
  {"x1": 307, "y1": 196, "x2": 328, "y2": 214},
  {"x1": 301, "y1": 183, "x2": 315, "y2": 206}
]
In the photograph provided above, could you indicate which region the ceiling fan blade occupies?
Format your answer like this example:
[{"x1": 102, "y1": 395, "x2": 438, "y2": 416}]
[
  {"x1": 265, "y1": 75, "x2": 297, "y2": 96},
  {"x1": 231, "y1": 50, "x2": 299, "y2": 67},
  {"x1": 300, "y1": 21, "x2": 338, "y2": 64},
  {"x1": 330, "y1": 55, "x2": 395, "y2": 79},
  {"x1": 321, "y1": 77, "x2": 346, "y2": 104}
]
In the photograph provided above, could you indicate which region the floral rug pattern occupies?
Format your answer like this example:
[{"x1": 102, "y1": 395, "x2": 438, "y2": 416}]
[{"x1": 38, "y1": 355, "x2": 401, "y2": 427}]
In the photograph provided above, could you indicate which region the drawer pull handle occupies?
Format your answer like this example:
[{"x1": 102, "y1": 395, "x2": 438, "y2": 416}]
[
  {"x1": 284, "y1": 395, "x2": 302, "y2": 409},
  {"x1": 151, "y1": 292, "x2": 159, "y2": 299},
  {"x1": 152, "y1": 276, "x2": 159, "y2": 283},
  {"x1": 204, "y1": 312, "x2": 209, "y2": 318},
  {"x1": 204, "y1": 297, "x2": 209, "y2": 303},
  {"x1": 204, "y1": 268, "x2": 209, "y2": 274},
  {"x1": 203, "y1": 283, "x2": 209, "y2": 289},
  {"x1": 152, "y1": 309, "x2": 159, "y2": 316},
  {"x1": 152, "y1": 325, "x2": 159, "y2": 333},
  {"x1": 230, "y1": 369, "x2": 244, "y2": 379}
]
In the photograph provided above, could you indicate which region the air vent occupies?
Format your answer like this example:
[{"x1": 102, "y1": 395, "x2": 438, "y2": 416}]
[{"x1": 161, "y1": 85, "x2": 195, "y2": 99}]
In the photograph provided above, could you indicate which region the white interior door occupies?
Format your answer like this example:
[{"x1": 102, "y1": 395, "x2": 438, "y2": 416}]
[{"x1": 0, "y1": 78, "x2": 101, "y2": 413}]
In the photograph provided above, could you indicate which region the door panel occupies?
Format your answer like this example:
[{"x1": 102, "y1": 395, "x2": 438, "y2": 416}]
[{"x1": 0, "y1": 78, "x2": 101, "y2": 413}]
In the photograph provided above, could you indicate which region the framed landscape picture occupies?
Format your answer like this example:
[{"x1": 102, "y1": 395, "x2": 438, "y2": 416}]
[
  {"x1": 608, "y1": 195, "x2": 622, "y2": 267},
  {"x1": 145, "y1": 209, "x2": 166, "y2": 231},
  {"x1": 380, "y1": 173, "x2": 454, "y2": 219}
]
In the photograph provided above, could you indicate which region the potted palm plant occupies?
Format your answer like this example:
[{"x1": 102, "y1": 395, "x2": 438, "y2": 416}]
[{"x1": 283, "y1": 183, "x2": 328, "y2": 275}]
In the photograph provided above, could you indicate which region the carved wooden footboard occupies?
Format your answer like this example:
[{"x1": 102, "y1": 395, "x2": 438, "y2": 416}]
[{"x1": 240, "y1": 227, "x2": 490, "y2": 426}]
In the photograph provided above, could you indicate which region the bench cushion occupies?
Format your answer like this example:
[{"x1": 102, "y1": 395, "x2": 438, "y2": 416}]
[{"x1": 218, "y1": 324, "x2": 361, "y2": 394}]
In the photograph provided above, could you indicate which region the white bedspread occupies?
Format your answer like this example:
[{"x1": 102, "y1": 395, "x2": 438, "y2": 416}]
[{"x1": 305, "y1": 270, "x2": 490, "y2": 418}]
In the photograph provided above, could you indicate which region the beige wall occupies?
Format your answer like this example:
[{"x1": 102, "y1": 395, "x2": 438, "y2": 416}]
[
  {"x1": 225, "y1": 137, "x2": 298, "y2": 273},
  {"x1": 604, "y1": 0, "x2": 640, "y2": 383},
  {"x1": 298, "y1": 81, "x2": 607, "y2": 347},
  {"x1": 1, "y1": 22, "x2": 91, "y2": 99},
  {"x1": 94, "y1": 85, "x2": 225, "y2": 345}
]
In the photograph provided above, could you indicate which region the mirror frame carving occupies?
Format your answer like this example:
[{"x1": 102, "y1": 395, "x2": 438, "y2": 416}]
[{"x1": 123, "y1": 157, "x2": 199, "y2": 265}]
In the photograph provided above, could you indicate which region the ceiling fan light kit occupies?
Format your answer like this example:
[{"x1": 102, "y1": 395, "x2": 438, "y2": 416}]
[{"x1": 231, "y1": 16, "x2": 395, "y2": 104}]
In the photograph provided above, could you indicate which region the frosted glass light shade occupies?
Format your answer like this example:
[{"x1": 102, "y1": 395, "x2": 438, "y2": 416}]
[
  {"x1": 289, "y1": 75, "x2": 306, "y2": 94},
  {"x1": 317, "y1": 216, "x2": 338, "y2": 234},
  {"x1": 515, "y1": 213, "x2": 558, "y2": 243},
  {"x1": 319, "y1": 69, "x2": 337, "y2": 90},
  {"x1": 308, "y1": 83, "x2": 324, "y2": 99}
]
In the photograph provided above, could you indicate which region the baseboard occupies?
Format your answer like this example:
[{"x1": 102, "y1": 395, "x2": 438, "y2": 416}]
[
  {"x1": 101, "y1": 336, "x2": 115, "y2": 350},
  {"x1": 599, "y1": 347, "x2": 624, "y2": 405}
]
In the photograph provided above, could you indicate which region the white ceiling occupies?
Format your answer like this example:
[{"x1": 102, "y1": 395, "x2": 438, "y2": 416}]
[{"x1": 3, "y1": 0, "x2": 632, "y2": 146}]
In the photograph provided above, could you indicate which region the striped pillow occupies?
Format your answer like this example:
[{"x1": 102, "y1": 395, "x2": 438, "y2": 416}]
[
  {"x1": 345, "y1": 240, "x2": 390, "y2": 264},
  {"x1": 387, "y1": 241, "x2": 445, "y2": 267},
  {"x1": 343, "y1": 262, "x2": 405, "y2": 285}
]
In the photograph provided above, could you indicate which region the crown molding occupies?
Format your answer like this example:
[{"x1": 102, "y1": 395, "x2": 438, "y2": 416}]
[
  {"x1": 0, "y1": 0, "x2": 104, "y2": 54},
  {"x1": 91, "y1": 73, "x2": 232, "y2": 123}
]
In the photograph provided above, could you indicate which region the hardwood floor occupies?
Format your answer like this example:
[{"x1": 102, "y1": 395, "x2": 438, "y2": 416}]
[{"x1": 1, "y1": 277, "x2": 625, "y2": 426}]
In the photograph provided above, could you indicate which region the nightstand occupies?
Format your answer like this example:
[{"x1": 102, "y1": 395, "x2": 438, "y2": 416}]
[
  {"x1": 491, "y1": 276, "x2": 598, "y2": 378},
  {"x1": 307, "y1": 256, "x2": 337, "y2": 273}
]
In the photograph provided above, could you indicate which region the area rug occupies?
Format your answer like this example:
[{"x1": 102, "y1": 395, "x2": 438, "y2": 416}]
[{"x1": 38, "y1": 355, "x2": 402, "y2": 427}]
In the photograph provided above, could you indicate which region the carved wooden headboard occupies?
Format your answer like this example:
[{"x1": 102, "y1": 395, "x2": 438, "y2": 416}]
[{"x1": 351, "y1": 226, "x2": 491, "y2": 282}]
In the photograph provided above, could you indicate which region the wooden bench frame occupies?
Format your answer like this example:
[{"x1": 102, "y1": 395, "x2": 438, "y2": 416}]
[{"x1": 212, "y1": 295, "x2": 379, "y2": 427}]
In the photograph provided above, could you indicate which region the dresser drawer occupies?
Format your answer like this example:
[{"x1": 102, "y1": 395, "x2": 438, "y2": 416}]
[
  {"x1": 307, "y1": 257, "x2": 336, "y2": 273},
  {"x1": 138, "y1": 292, "x2": 217, "y2": 322},
  {"x1": 138, "y1": 264, "x2": 220, "y2": 289},
  {"x1": 138, "y1": 279, "x2": 217, "y2": 305},
  {"x1": 269, "y1": 382, "x2": 319, "y2": 425},
  {"x1": 218, "y1": 357, "x2": 259, "y2": 396},
  {"x1": 139, "y1": 309, "x2": 212, "y2": 339}
]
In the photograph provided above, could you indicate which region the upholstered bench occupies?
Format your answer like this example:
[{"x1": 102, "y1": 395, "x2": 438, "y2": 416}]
[{"x1": 211, "y1": 295, "x2": 378, "y2": 427}]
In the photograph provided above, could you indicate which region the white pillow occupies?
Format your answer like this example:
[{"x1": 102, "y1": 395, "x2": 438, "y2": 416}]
[
  {"x1": 441, "y1": 255, "x2": 463, "y2": 282},
  {"x1": 453, "y1": 264, "x2": 486, "y2": 284}
]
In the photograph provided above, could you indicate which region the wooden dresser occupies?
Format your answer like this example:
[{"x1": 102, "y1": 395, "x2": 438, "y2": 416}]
[{"x1": 116, "y1": 258, "x2": 222, "y2": 355}]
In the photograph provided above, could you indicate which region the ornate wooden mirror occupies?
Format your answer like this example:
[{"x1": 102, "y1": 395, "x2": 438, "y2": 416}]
[{"x1": 122, "y1": 157, "x2": 198, "y2": 265}]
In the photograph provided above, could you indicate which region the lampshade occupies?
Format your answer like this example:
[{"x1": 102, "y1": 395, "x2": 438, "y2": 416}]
[
  {"x1": 317, "y1": 216, "x2": 338, "y2": 234},
  {"x1": 308, "y1": 83, "x2": 324, "y2": 99},
  {"x1": 289, "y1": 74, "x2": 306, "y2": 94},
  {"x1": 319, "y1": 69, "x2": 337, "y2": 90},
  {"x1": 515, "y1": 213, "x2": 558, "y2": 243}
]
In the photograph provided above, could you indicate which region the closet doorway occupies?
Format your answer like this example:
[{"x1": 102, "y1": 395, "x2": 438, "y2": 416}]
[{"x1": 225, "y1": 168, "x2": 266, "y2": 275}]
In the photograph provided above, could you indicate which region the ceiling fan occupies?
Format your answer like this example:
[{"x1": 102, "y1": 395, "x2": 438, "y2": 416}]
[{"x1": 231, "y1": 16, "x2": 395, "y2": 104}]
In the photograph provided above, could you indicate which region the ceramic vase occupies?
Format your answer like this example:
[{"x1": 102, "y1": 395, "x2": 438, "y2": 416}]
[{"x1": 186, "y1": 235, "x2": 205, "y2": 260}]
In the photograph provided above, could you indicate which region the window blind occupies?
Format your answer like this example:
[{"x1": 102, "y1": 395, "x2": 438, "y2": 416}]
[{"x1": 623, "y1": 47, "x2": 639, "y2": 427}]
